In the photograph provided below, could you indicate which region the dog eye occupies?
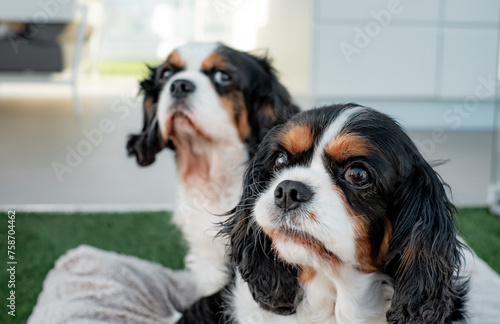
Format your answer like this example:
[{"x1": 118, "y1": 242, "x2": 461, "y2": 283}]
[
  {"x1": 161, "y1": 68, "x2": 173, "y2": 79},
  {"x1": 214, "y1": 70, "x2": 232, "y2": 86},
  {"x1": 274, "y1": 153, "x2": 288, "y2": 171},
  {"x1": 344, "y1": 166, "x2": 371, "y2": 187}
]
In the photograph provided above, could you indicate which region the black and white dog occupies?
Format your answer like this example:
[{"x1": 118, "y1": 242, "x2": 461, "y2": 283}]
[
  {"x1": 180, "y1": 104, "x2": 468, "y2": 324},
  {"x1": 127, "y1": 42, "x2": 300, "y2": 296}
]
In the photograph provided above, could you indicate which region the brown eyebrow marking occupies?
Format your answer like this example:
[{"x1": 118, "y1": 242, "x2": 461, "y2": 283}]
[
  {"x1": 324, "y1": 133, "x2": 372, "y2": 161},
  {"x1": 164, "y1": 51, "x2": 185, "y2": 68},
  {"x1": 279, "y1": 125, "x2": 314, "y2": 155},
  {"x1": 201, "y1": 52, "x2": 228, "y2": 71}
]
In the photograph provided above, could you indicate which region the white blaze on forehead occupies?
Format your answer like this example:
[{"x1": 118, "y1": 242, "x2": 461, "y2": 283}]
[
  {"x1": 316, "y1": 107, "x2": 364, "y2": 154},
  {"x1": 176, "y1": 42, "x2": 219, "y2": 71},
  {"x1": 311, "y1": 106, "x2": 364, "y2": 168}
]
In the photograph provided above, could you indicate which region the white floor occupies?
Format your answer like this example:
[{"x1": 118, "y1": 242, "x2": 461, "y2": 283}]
[{"x1": 0, "y1": 78, "x2": 496, "y2": 209}]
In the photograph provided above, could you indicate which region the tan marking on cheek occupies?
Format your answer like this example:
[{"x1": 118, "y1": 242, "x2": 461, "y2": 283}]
[
  {"x1": 325, "y1": 133, "x2": 372, "y2": 161},
  {"x1": 165, "y1": 51, "x2": 185, "y2": 68},
  {"x1": 378, "y1": 222, "x2": 392, "y2": 262},
  {"x1": 201, "y1": 52, "x2": 227, "y2": 71},
  {"x1": 299, "y1": 266, "x2": 317, "y2": 284},
  {"x1": 221, "y1": 91, "x2": 250, "y2": 140},
  {"x1": 353, "y1": 217, "x2": 378, "y2": 273},
  {"x1": 221, "y1": 97, "x2": 235, "y2": 120},
  {"x1": 308, "y1": 212, "x2": 318, "y2": 222},
  {"x1": 236, "y1": 101, "x2": 251, "y2": 140},
  {"x1": 338, "y1": 186, "x2": 378, "y2": 273},
  {"x1": 280, "y1": 125, "x2": 314, "y2": 155}
]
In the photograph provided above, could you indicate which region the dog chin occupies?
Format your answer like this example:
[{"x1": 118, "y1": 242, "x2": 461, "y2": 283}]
[
  {"x1": 258, "y1": 207, "x2": 344, "y2": 270},
  {"x1": 164, "y1": 109, "x2": 213, "y2": 144},
  {"x1": 272, "y1": 232, "x2": 317, "y2": 265}
]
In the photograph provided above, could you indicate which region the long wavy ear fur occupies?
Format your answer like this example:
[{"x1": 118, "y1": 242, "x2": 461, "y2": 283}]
[
  {"x1": 385, "y1": 148, "x2": 468, "y2": 323},
  {"x1": 126, "y1": 66, "x2": 164, "y2": 166},
  {"x1": 242, "y1": 53, "x2": 301, "y2": 158},
  {"x1": 219, "y1": 55, "x2": 302, "y2": 309},
  {"x1": 176, "y1": 286, "x2": 228, "y2": 324},
  {"x1": 220, "y1": 135, "x2": 302, "y2": 315}
]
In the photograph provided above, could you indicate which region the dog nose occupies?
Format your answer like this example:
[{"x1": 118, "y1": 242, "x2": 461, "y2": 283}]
[
  {"x1": 170, "y1": 79, "x2": 195, "y2": 99},
  {"x1": 274, "y1": 180, "x2": 313, "y2": 211}
]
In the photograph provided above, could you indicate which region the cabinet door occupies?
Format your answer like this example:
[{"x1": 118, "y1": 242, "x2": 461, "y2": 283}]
[
  {"x1": 444, "y1": 0, "x2": 500, "y2": 23},
  {"x1": 440, "y1": 28, "x2": 500, "y2": 97},
  {"x1": 313, "y1": 26, "x2": 438, "y2": 97},
  {"x1": 316, "y1": 0, "x2": 439, "y2": 22}
]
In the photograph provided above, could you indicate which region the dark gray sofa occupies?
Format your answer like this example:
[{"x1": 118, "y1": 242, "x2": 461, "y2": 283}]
[{"x1": 0, "y1": 23, "x2": 68, "y2": 72}]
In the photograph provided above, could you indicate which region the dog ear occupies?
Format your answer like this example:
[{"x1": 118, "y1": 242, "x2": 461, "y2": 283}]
[
  {"x1": 127, "y1": 66, "x2": 165, "y2": 166},
  {"x1": 176, "y1": 285, "x2": 228, "y2": 324},
  {"x1": 244, "y1": 54, "x2": 301, "y2": 157},
  {"x1": 221, "y1": 139, "x2": 302, "y2": 315},
  {"x1": 384, "y1": 149, "x2": 468, "y2": 323}
]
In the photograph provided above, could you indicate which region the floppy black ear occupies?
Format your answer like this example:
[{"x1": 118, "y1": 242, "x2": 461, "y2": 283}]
[
  {"x1": 220, "y1": 138, "x2": 302, "y2": 315},
  {"x1": 384, "y1": 150, "x2": 468, "y2": 323},
  {"x1": 176, "y1": 285, "x2": 228, "y2": 324},
  {"x1": 127, "y1": 66, "x2": 165, "y2": 166},
  {"x1": 243, "y1": 54, "x2": 301, "y2": 157}
]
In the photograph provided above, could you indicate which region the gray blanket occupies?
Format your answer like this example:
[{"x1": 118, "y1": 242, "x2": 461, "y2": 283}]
[
  {"x1": 28, "y1": 245, "x2": 200, "y2": 324},
  {"x1": 29, "y1": 244, "x2": 500, "y2": 323}
]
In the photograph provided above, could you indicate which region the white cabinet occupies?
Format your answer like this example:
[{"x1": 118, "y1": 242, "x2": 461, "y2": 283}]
[
  {"x1": 314, "y1": 26, "x2": 438, "y2": 97},
  {"x1": 316, "y1": 0, "x2": 440, "y2": 22},
  {"x1": 311, "y1": 0, "x2": 500, "y2": 105},
  {"x1": 444, "y1": 0, "x2": 500, "y2": 23},
  {"x1": 441, "y1": 28, "x2": 500, "y2": 97}
]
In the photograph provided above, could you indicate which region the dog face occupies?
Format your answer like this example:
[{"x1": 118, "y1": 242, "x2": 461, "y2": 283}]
[
  {"x1": 157, "y1": 42, "x2": 251, "y2": 145},
  {"x1": 254, "y1": 105, "x2": 393, "y2": 274},
  {"x1": 127, "y1": 42, "x2": 299, "y2": 168},
  {"x1": 226, "y1": 104, "x2": 467, "y2": 322}
]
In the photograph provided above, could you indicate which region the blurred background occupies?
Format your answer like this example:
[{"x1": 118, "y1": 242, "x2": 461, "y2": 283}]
[{"x1": 0, "y1": 0, "x2": 499, "y2": 211}]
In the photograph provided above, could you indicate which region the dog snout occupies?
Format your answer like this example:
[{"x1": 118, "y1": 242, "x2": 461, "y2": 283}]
[
  {"x1": 170, "y1": 79, "x2": 196, "y2": 99},
  {"x1": 274, "y1": 180, "x2": 313, "y2": 211}
]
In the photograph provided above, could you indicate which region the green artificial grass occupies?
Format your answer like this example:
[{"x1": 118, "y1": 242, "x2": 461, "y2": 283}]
[
  {"x1": 0, "y1": 208, "x2": 498, "y2": 323},
  {"x1": 0, "y1": 211, "x2": 187, "y2": 324},
  {"x1": 456, "y1": 208, "x2": 500, "y2": 274}
]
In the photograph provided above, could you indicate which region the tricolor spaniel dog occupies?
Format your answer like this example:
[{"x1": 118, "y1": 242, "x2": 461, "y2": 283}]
[
  {"x1": 127, "y1": 42, "x2": 300, "y2": 296},
  {"x1": 179, "y1": 104, "x2": 468, "y2": 324}
]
